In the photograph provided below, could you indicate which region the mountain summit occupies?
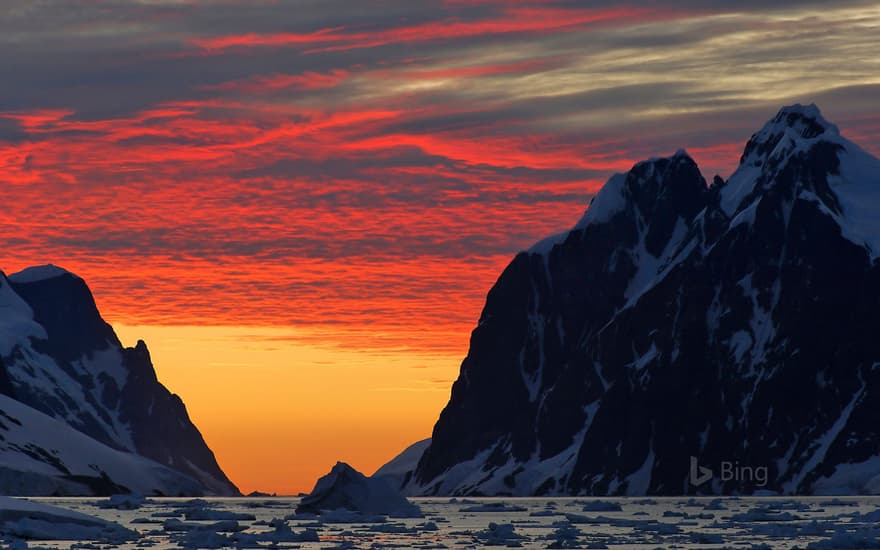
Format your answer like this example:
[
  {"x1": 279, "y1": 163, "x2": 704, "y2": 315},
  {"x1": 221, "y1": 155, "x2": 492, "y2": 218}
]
[{"x1": 384, "y1": 104, "x2": 880, "y2": 496}]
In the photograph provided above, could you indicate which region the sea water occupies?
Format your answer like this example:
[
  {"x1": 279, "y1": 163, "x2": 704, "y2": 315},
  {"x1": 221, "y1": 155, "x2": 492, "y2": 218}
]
[{"x1": 17, "y1": 496, "x2": 880, "y2": 548}]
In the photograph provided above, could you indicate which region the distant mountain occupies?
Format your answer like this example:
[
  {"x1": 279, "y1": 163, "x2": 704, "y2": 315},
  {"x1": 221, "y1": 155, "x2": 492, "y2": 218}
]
[
  {"x1": 384, "y1": 104, "x2": 880, "y2": 496},
  {"x1": 0, "y1": 265, "x2": 238, "y2": 496},
  {"x1": 372, "y1": 439, "x2": 430, "y2": 490}
]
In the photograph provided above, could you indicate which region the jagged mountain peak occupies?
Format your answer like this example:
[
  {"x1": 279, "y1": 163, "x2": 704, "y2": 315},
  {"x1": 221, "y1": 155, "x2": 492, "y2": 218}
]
[
  {"x1": 623, "y1": 149, "x2": 706, "y2": 209},
  {"x1": 738, "y1": 104, "x2": 838, "y2": 170},
  {"x1": 399, "y1": 104, "x2": 880, "y2": 497},
  {"x1": 769, "y1": 103, "x2": 837, "y2": 137},
  {"x1": 630, "y1": 148, "x2": 694, "y2": 172},
  {"x1": 574, "y1": 149, "x2": 705, "y2": 232},
  {"x1": 626, "y1": 149, "x2": 704, "y2": 201},
  {"x1": 720, "y1": 105, "x2": 880, "y2": 258}
]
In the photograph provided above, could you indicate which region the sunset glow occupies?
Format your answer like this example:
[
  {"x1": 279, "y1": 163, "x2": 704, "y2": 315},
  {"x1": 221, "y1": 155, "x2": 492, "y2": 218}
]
[{"x1": 1, "y1": 0, "x2": 879, "y2": 493}]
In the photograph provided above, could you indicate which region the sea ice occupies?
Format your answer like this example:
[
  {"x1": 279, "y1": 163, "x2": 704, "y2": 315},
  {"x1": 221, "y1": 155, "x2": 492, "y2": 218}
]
[
  {"x1": 545, "y1": 521, "x2": 583, "y2": 548},
  {"x1": 97, "y1": 493, "x2": 148, "y2": 510},
  {"x1": 473, "y1": 522, "x2": 525, "y2": 547},
  {"x1": 183, "y1": 508, "x2": 256, "y2": 521},
  {"x1": 162, "y1": 518, "x2": 245, "y2": 533},
  {"x1": 0, "y1": 496, "x2": 135, "y2": 542}
]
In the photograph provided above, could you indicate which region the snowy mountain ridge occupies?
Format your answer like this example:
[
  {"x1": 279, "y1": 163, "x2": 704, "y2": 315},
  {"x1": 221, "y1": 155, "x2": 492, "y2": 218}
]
[
  {"x1": 383, "y1": 104, "x2": 880, "y2": 496},
  {"x1": 0, "y1": 268, "x2": 238, "y2": 496}
]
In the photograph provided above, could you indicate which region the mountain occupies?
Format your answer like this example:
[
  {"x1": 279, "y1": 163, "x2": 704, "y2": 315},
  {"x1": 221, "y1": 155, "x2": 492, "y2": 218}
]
[
  {"x1": 0, "y1": 265, "x2": 239, "y2": 496},
  {"x1": 372, "y1": 439, "x2": 431, "y2": 490},
  {"x1": 388, "y1": 104, "x2": 880, "y2": 496},
  {"x1": 0, "y1": 392, "x2": 202, "y2": 496}
]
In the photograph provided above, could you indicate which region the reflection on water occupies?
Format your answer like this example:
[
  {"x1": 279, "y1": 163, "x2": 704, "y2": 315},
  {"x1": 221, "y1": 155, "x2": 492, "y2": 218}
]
[{"x1": 15, "y1": 496, "x2": 880, "y2": 549}]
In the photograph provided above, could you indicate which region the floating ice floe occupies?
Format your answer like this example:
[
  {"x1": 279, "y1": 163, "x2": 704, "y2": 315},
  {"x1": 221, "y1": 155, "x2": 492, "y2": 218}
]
[
  {"x1": 163, "y1": 518, "x2": 246, "y2": 533},
  {"x1": 97, "y1": 493, "x2": 148, "y2": 510},
  {"x1": 473, "y1": 522, "x2": 525, "y2": 546},
  {"x1": 183, "y1": 507, "x2": 256, "y2": 521},
  {"x1": 806, "y1": 526, "x2": 880, "y2": 549},
  {"x1": 663, "y1": 510, "x2": 714, "y2": 520},
  {"x1": 819, "y1": 498, "x2": 859, "y2": 507},
  {"x1": 232, "y1": 519, "x2": 319, "y2": 545},
  {"x1": 848, "y1": 507, "x2": 880, "y2": 522},
  {"x1": 167, "y1": 516, "x2": 319, "y2": 548},
  {"x1": 545, "y1": 521, "x2": 583, "y2": 549},
  {"x1": 0, "y1": 496, "x2": 135, "y2": 542},
  {"x1": 728, "y1": 506, "x2": 802, "y2": 522},
  {"x1": 295, "y1": 461, "x2": 422, "y2": 518}
]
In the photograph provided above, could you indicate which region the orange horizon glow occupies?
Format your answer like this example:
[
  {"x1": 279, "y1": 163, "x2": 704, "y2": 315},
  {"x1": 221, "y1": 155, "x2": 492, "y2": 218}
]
[{"x1": 111, "y1": 324, "x2": 462, "y2": 495}]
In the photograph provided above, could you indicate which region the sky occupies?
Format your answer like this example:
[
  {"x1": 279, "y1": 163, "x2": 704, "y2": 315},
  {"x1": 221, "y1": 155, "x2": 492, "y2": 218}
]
[{"x1": 1, "y1": 0, "x2": 879, "y2": 495}]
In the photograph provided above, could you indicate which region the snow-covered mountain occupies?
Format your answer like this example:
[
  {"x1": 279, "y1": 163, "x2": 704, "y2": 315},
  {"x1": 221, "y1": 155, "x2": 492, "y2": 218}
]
[
  {"x1": 389, "y1": 104, "x2": 880, "y2": 496},
  {"x1": 372, "y1": 439, "x2": 430, "y2": 490},
  {"x1": 0, "y1": 266, "x2": 238, "y2": 496}
]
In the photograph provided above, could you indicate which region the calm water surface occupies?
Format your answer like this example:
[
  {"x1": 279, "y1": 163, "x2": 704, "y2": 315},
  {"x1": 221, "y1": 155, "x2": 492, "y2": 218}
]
[{"x1": 19, "y1": 496, "x2": 880, "y2": 549}]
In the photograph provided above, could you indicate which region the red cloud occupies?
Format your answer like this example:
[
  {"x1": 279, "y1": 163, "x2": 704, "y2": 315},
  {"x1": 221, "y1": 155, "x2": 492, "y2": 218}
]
[
  {"x1": 6, "y1": 83, "x2": 875, "y2": 356},
  {"x1": 189, "y1": 6, "x2": 665, "y2": 55},
  {"x1": 202, "y1": 70, "x2": 351, "y2": 94},
  {"x1": 0, "y1": 96, "x2": 615, "y2": 353}
]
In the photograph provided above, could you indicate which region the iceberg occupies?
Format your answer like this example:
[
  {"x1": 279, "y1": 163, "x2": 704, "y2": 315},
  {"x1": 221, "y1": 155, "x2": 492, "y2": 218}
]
[{"x1": 296, "y1": 462, "x2": 421, "y2": 518}]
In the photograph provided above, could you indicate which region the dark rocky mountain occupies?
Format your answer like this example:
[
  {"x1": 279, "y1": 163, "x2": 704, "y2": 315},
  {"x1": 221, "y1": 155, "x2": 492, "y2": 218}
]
[
  {"x1": 0, "y1": 265, "x2": 239, "y2": 496},
  {"x1": 388, "y1": 104, "x2": 880, "y2": 496}
]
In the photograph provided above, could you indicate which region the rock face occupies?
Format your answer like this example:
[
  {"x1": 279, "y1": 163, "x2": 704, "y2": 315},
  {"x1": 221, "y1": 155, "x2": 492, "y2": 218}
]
[
  {"x1": 400, "y1": 104, "x2": 880, "y2": 496},
  {"x1": 0, "y1": 266, "x2": 238, "y2": 496},
  {"x1": 297, "y1": 462, "x2": 421, "y2": 517}
]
